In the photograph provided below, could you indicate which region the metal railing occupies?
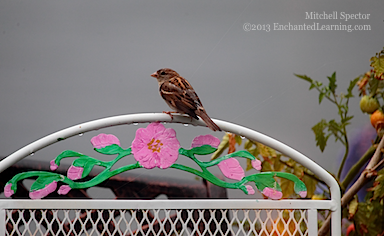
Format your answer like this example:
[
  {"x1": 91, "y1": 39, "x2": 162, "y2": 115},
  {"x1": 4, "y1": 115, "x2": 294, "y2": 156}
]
[{"x1": 0, "y1": 113, "x2": 341, "y2": 235}]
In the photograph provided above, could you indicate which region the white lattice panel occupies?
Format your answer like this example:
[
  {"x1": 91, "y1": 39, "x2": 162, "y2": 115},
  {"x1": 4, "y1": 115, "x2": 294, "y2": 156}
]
[{"x1": 5, "y1": 208, "x2": 310, "y2": 236}]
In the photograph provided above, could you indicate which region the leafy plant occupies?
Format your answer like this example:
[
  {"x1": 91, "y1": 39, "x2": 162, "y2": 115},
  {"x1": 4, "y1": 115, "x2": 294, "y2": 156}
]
[
  {"x1": 294, "y1": 47, "x2": 384, "y2": 236},
  {"x1": 295, "y1": 72, "x2": 359, "y2": 180}
]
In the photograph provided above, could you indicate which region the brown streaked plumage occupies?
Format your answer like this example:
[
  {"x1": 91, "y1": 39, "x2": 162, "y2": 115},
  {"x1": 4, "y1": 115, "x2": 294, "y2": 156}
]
[{"x1": 151, "y1": 68, "x2": 221, "y2": 131}]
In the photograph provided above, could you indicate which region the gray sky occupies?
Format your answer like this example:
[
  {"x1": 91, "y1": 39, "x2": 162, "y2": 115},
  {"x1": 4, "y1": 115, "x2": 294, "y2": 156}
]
[{"x1": 0, "y1": 0, "x2": 383, "y2": 198}]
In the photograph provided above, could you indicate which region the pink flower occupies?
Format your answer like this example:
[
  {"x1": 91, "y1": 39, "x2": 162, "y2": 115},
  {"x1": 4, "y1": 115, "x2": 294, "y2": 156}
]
[
  {"x1": 245, "y1": 185, "x2": 255, "y2": 195},
  {"x1": 262, "y1": 187, "x2": 283, "y2": 200},
  {"x1": 50, "y1": 160, "x2": 58, "y2": 171},
  {"x1": 299, "y1": 191, "x2": 307, "y2": 198},
  {"x1": 191, "y1": 134, "x2": 220, "y2": 148},
  {"x1": 218, "y1": 158, "x2": 245, "y2": 181},
  {"x1": 251, "y1": 159, "x2": 262, "y2": 171},
  {"x1": 67, "y1": 165, "x2": 84, "y2": 180},
  {"x1": 131, "y1": 123, "x2": 180, "y2": 169},
  {"x1": 91, "y1": 133, "x2": 120, "y2": 149},
  {"x1": 29, "y1": 181, "x2": 57, "y2": 199},
  {"x1": 58, "y1": 185, "x2": 72, "y2": 195},
  {"x1": 4, "y1": 184, "x2": 14, "y2": 198}
]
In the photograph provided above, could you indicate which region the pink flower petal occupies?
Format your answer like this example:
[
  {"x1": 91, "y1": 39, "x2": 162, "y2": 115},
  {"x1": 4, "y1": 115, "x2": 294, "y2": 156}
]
[
  {"x1": 67, "y1": 166, "x2": 84, "y2": 180},
  {"x1": 262, "y1": 187, "x2": 283, "y2": 200},
  {"x1": 132, "y1": 123, "x2": 180, "y2": 169},
  {"x1": 50, "y1": 160, "x2": 58, "y2": 171},
  {"x1": 91, "y1": 133, "x2": 120, "y2": 149},
  {"x1": 299, "y1": 191, "x2": 307, "y2": 198},
  {"x1": 58, "y1": 185, "x2": 72, "y2": 195},
  {"x1": 191, "y1": 134, "x2": 220, "y2": 148},
  {"x1": 29, "y1": 181, "x2": 57, "y2": 199},
  {"x1": 251, "y1": 159, "x2": 262, "y2": 171},
  {"x1": 4, "y1": 184, "x2": 14, "y2": 198},
  {"x1": 245, "y1": 185, "x2": 255, "y2": 195},
  {"x1": 218, "y1": 158, "x2": 245, "y2": 181}
]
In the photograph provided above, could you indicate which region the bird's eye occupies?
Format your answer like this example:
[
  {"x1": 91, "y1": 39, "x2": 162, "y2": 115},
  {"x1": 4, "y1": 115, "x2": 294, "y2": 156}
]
[{"x1": 160, "y1": 71, "x2": 166, "y2": 75}]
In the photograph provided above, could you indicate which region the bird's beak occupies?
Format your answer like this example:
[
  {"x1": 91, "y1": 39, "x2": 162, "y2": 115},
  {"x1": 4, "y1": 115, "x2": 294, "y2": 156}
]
[{"x1": 151, "y1": 72, "x2": 158, "y2": 78}]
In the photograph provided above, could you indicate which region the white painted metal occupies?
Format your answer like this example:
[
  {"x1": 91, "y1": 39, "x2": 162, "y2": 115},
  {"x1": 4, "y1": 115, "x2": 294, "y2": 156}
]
[
  {"x1": 0, "y1": 113, "x2": 341, "y2": 235},
  {"x1": 307, "y1": 209, "x2": 318, "y2": 236}
]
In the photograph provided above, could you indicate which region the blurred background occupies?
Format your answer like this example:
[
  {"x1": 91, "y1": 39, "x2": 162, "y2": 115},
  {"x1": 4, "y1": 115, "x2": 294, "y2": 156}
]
[{"x1": 0, "y1": 0, "x2": 383, "y2": 198}]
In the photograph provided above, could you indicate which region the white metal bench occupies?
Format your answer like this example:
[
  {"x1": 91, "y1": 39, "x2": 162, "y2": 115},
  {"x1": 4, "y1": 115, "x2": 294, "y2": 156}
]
[{"x1": 0, "y1": 113, "x2": 341, "y2": 235}]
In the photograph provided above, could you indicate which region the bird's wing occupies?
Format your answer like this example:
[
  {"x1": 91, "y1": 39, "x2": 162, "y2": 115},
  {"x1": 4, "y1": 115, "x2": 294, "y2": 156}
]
[{"x1": 160, "y1": 77, "x2": 202, "y2": 119}]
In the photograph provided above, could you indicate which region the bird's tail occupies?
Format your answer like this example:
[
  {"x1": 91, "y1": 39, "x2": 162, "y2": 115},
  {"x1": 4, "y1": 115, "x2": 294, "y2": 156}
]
[{"x1": 196, "y1": 108, "x2": 221, "y2": 131}]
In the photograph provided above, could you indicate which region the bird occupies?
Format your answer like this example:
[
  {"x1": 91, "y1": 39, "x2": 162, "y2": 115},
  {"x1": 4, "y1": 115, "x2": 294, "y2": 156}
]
[{"x1": 151, "y1": 68, "x2": 221, "y2": 131}]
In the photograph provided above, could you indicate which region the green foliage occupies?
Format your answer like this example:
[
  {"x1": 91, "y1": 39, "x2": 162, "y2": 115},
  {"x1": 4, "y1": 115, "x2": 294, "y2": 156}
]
[
  {"x1": 369, "y1": 168, "x2": 384, "y2": 200},
  {"x1": 72, "y1": 156, "x2": 102, "y2": 179},
  {"x1": 295, "y1": 72, "x2": 357, "y2": 152},
  {"x1": 297, "y1": 48, "x2": 384, "y2": 235},
  {"x1": 295, "y1": 72, "x2": 359, "y2": 180},
  {"x1": 311, "y1": 119, "x2": 330, "y2": 152},
  {"x1": 354, "y1": 200, "x2": 384, "y2": 236},
  {"x1": 30, "y1": 173, "x2": 62, "y2": 192},
  {"x1": 94, "y1": 144, "x2": 125, "y2": 155},
  {"x1": 189, "y1": 145, "x2": 218, "y2": 155},
  {"x1": 215, "y1": 134, "x2": 318, "y2": 198},
  {"x1": 370, "y1": 48, "x2": 384, "y2": 80}
]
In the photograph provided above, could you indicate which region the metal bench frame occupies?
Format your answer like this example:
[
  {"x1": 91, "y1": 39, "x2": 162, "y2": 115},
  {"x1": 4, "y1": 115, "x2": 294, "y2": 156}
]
[{"x1": 0, "y1": 113, "x2": 341, "y2": 235}]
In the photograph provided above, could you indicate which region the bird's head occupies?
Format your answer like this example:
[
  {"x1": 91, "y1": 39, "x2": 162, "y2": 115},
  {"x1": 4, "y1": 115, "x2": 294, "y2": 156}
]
[{"x1": 151, "y1": 68, "x2": 180, "y2": 83}]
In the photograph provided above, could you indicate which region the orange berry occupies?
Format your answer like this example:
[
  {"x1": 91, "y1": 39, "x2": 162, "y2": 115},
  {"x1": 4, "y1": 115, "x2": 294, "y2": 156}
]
[{"x1": 370, "y1": 109, "x2": 384, "y2": 130}]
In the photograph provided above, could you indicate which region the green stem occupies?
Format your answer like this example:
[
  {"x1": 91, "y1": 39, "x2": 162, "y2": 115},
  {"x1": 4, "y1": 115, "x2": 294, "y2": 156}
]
[
  {"x1": 340, "y1": 145, "x2": 376, "y2": 190},
  {"x1": 337, "y1": 135, "x2": 349, "y2": 180},
  {"x1": 314, "y1": 86, "x2": 336, "y2": 105},
  {"x1": 106, "y1": 149, "x2": 132, "y2": 166},
  {"x1": 170, "y1": 163, "x2": 246, "y2": 189},
  {"x1": 64, "y1": 162, "x2": 142, "y2": 189},
  {"x1": 9, "y1": 171, "x2": 64, "y2": 185},
  {"x1": 331, "y1": 90, "x2": 350, "y2": 180}
]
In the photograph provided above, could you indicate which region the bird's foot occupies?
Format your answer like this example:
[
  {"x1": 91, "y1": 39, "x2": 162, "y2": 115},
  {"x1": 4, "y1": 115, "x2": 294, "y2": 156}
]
[{"x1": 163, "y1": 111, "x2": 178, "y2": 120}]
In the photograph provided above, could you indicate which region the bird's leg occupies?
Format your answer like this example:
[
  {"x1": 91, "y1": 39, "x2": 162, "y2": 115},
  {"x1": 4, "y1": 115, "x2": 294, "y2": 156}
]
[{"x1": 163, "y1": 111, "x2": 178, "y2": 120}]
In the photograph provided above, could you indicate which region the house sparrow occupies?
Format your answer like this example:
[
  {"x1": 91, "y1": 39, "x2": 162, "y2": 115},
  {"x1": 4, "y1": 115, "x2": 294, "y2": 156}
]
[{"x1": 151, "y1": 68, "x2": 221, "y2": 131}]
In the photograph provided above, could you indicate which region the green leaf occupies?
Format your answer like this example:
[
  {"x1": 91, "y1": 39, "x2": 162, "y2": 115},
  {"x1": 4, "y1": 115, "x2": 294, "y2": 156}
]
[
  {"x1": 190, "y1": 145, "x2": 217, "y2": 155},
  {"x1": 294, "y1": 74, "x2": 313, "y2": 83},
  {"x1": 347, "y1": 77, "x2": 359, "y2": 97},
  {"x1": 95, "y1": 144, "x2": 124, "y2": 155},
  {"x1": 251, "y1": 174, "x2": 281, "y2": 192},
  {"x1": 318, "y1": 92, "x2": 325, "y2": 104},
  {"x1": 57, "y1": 150, "x2": 86, "y2": 159},
  {"x1": 234, "y1": 135, "x2": 242, "y2": 146},
  {"x1": 30, "y1": 173, "x2": 62, "y2": 192},
  {"x1": 72, "y1": 157, "x2": 102, "y2": 178},
  {"x1": 309, "y1": 83, "x2": 316, "y2": 90},
  {"x1": 327, "y1": 72, "x2": 337, "y2": 93},
  {"x1": 311, "y1": 119, "x2": 329, "y2": 152},
  {"x1": 371, "y1": 55, "x2": 384, "y2": 75},
  {"x1": 244, "y1": 140, "x2": 253, "y2": 150},
  {"x1": 348, "y1": 197, "x2": 359, "y2": 219},
  {"x1": 261, "y1": 161, "x2": 272, "y2": 172}
]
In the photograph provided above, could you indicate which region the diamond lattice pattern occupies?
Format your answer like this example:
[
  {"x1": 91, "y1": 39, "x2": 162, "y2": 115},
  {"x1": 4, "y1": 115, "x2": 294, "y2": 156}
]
[{"x1": 5, "y1": 209, "x2": 309, "y2": 236}]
